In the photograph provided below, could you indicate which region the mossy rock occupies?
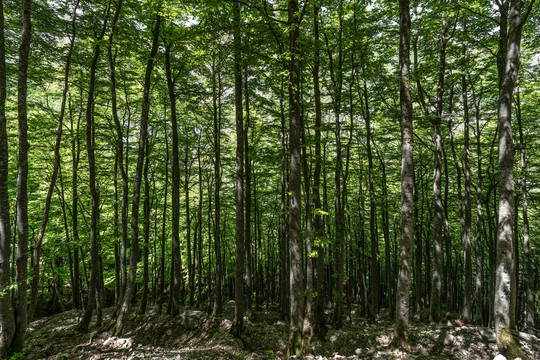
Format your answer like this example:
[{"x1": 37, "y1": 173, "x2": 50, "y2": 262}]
[{"x1": 497, "y1": 328, "x2": 528, "y2": 360}]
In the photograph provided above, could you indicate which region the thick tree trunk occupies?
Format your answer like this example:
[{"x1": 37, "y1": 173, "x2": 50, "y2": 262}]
[
  {"x1": 287, "y1": 0, "x2": 304, "y2": 356},
  {"x1": 0, "y1": 0, "x2": 15, "y2": 353},
  {"x1": 494, "y1": 0, "x2": 524, "y2": 346},
  {"x1": 394, "y1": 0, "x2": 414, "y2": 347},
  {"x1": 13, "y1": 0, "x2": 32, "y2": 350},
  {"x1": 116, "y1": 15, "x2": 161, "y2": 335}
]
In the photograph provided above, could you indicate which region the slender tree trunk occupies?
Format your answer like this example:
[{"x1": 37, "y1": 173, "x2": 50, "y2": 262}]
[
  {"x1": 28, "y1": 1, "x2": 78, "y2": 321},
  {"x1": 71, "y1": 98, "x2": 81, "y2": 311},
  {"x1": 116, "y1": 15, "x2": 161, "y2": 335},
  {"x1": 363, "y1": 78, "x2": 379, "y2": 319},
  {"x1": 312, "y1": 4, "x2": 327, "y2": 340},
  {"x1": 516, "y1": 89, "x2": 535, "y2": 330},
  {"x1": 158, "y1": 121, "x2": 169, "y2": 314},
  {"x1": 326, "y1": 3, "x2": 345, "y2": 330},
  {"x1": 462, "y1": 40, "x2": 473, "y2": 324},
  {"x1": 429, "y1": 11, "x2": 450, "y2": 323},
  {"x1": 107, "y1": 0, "x2": 127, "y2": 299},
  {"x1": 394, "y1": 0, "x2": 414, "y2": 347},
  {"x1": 139, "y1": 138, "x2": 151, "y2": 314},
  {"x1": 165, "y1": 44, "x2": 184, "y2": 316},
  {"x1": 244, "y1": 68, "x2": 252, "y2": 314},
  {"x1": 0, "y1": 0, "x2": 15, "y2": 353},
  {"x1": 231, "y1": 2, "x2": 245, "y2": 338},
  {"x1": 301, "y1": 90, "x2": 313, "y2": 352},
  {"x1": 77, "y1": 2, "x2": 111, "y2": 332},
  {"x1": 212, "y1": 63, "x2": 222, "y2": 317}
]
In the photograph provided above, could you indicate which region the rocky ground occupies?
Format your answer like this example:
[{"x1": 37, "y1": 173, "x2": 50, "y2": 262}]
[{"x1": 23, "y1": 303, "x2": 540, "y2": 360}]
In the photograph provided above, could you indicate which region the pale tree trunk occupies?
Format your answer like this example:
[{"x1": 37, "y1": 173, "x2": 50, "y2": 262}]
[
  {"x1": 494, "y1": 0, "x2": 530, "y2": 355},
  {"x1": 0, "y1": 0, "x2": 15, "y2": 354},
  {"x1": 116, "y1": 14, "x2": 161, "y2": 335},
  {"x1": 395, "y1": 0, "x2": 414, "y2": 347}
]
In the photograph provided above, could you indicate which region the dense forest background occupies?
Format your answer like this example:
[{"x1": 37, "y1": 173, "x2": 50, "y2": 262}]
[{"x1": 0, "y1": 0, "x2": 539, "y2": 358}]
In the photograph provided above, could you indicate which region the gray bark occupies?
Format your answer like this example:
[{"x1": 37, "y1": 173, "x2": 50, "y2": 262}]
[
  {"x1": 494, "y1": 0, "x2": 523, "y2": 339},
  {"x1": 395, "y1": 0, "x2": 414, "y2": 347}
]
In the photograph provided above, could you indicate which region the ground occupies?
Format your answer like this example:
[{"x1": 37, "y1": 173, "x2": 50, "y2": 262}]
[{"x1": 22, "y1": 303, "x2": 540, "y2": 360}]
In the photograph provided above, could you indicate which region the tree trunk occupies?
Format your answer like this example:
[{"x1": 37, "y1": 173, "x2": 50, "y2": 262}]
[
  {"x1": 394, "y1": 0, "x2": 414, "y2": 347},
  {"x1": 107, "y1": 0, "x2": 127, "y2": 299},
  {"x1": 462, "y1": 39, "x2": 473, "y2": 324},
  {"x1": 165, "y1": 44, "x2": 184, "y2": 317},
  {"x1": 231, "y1": 1, "x2": 245, "y2": 338},
  {"x1": 312, "y1": 4, "x2": 327, "y2": 340},
  {"x1": 494, "y1": 0, "x2": 524, "y2": 346},
  {"x1": 244, "y1": 68, "x2": 252, "y2": 314},
  {"x1": 158, "y1": 119, "x2": 169, "y2": 314},
  {"x1": 28, "y1": 1, "x2": 78, "y2": 321},
  {"x1": 212, "y1": 62, "x2": 222, "y2": 317},
  {"x1": 71, "y1": 97, "x2": 82, "y2": 311},
  {"x1": 286, "y1": 0, "x2": 304, "y2": 356},
  {"x1": 0, "y1": 0, "x2": 15, "y2": 353},
  {"x1": 516, "y1": 89, "x2": 535, "y2": 330},
  {"x1": 363, "y1": 78, "x2": 379, "y2": 319},
  {"x1": 77, "y1": 1, "x2": 112, "y2": 332},
  {"x1": 139, "y1": 138, "x2": 151, "y2": 314},
  {"x1": 116, "y1": 14, "x2": 161, "y2": 335}
]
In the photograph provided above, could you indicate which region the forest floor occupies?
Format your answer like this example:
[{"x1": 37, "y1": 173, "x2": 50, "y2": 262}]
[{"x1": 24, "y1": 302, "x2": 540, "y2": 360}]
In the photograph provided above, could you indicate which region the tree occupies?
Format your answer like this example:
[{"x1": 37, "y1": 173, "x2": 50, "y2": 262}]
[
  {"x1": 13, "y1": 0, "x2": 32, "y2": 350},
  {"x1": 116, "y1": 14, "x2": 161, "y2": 335},
  {"x1": 394, "y1": 0, "x2": 414, "y2": 347},
  {"x1": 231, "y1": 1, "x2": 245, "y2": 338},
  {"x1": 0, "y1": 0, "x2": 15, "y2": 354}
]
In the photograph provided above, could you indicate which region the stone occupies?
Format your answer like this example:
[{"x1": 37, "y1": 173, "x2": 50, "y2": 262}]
[{"x1": 493, "y1": 355, "x2": 507, "y2": 360}]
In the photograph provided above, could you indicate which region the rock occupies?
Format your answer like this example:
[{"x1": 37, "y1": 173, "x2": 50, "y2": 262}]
[
  {"x1": 180, "y1": 310, "x2": 204, "y2": 330},
  {"x1": 493, "y1": 355, "x2": 507, "y2": 360}
]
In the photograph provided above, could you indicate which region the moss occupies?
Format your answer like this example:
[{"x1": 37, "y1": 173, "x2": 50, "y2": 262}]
[
  {"x1": 286, "y1": 329, "x2": 302, "y2": 357},
  {"x1": 497, "y1": 328, "x2": 528, "y2": 360}
]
